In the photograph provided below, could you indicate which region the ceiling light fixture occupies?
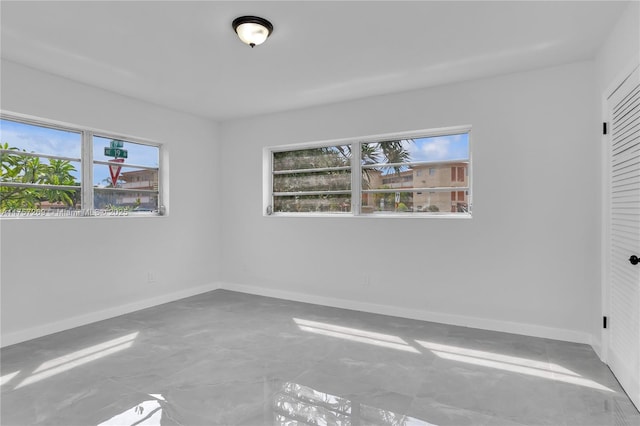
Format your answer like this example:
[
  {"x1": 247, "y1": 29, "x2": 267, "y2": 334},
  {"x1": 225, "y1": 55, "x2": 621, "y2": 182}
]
[{"x1": 232, "y1": 16, "x2": 273, "y2": 48}]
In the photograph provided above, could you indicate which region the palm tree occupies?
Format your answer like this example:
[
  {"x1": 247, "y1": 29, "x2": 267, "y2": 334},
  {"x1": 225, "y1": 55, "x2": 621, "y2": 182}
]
[{"x1": 358, "y1": 139, "x2": 413, "y2": 190}]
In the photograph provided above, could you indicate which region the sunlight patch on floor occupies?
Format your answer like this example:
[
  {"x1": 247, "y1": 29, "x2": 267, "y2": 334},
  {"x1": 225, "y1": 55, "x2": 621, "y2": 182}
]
[
  {"x1": 0, "y1": 371, "x2": 20, "y2": 387},
  {"x1": 416, "y1": 340, "x2": 578, "y2": 375},
  {"x1": 294, "y1": 318, "x2": 420, "y2": 353},
  {"x1": 14, "y1": 332, "x2": 139, "y2": 389},
  {"x1": 97, "y1": 394, "x2": 164, "y2": 426},
  {"x1": 416, "y1": 340, "x2": 615, "y2": 393}
]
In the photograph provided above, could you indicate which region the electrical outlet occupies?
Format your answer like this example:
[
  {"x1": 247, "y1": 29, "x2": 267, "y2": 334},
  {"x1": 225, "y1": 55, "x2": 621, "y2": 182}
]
[{"x1": 147, "y1": 271, "x2": 157, "y2": 284}]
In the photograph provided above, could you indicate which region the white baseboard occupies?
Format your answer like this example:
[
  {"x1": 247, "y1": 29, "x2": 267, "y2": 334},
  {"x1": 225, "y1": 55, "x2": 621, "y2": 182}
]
[
  {"x1": 218, "y1": 281, "x2": 592, "y2": 345},
  {"x1": 1, "y1": 282, "x2": 221, "y2": 348},
  {"x1": 2, "y1": 281, "x2": 593, "y2": 348},
  {"x1": 608, "y1": 346, "x2": 640, "y2": 410},
  {"x1": 590, "y1": 335, "x2": 603, "y2": 360}
]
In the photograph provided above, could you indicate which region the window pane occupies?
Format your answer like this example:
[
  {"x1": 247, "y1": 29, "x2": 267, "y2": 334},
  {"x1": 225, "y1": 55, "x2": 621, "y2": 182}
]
[
  {"x1": 93, "y1": 136, "x2": 159, "y2": 186},
  {"x1": 272, "y1": 144, "x2": 351, "y2": 215},
  {"x1": 274, "y1": 194, "x2": 351, "y2": 213},
  {"x1": 359, "y1": 133, "x2": 470, "y2": 215},
  {"x1": 93, "y1": 136, "x2": 159, "y2": 212},
  {"x1": 361, "y1": 134, "x2": 469, "y2": 193},
  {"x1": 1, "y1": 119, "x2": 81, "y2": 157},
  {"x1": 361, "y1": 190, "x2": 469, "y2": 214},
  {"x1": 363, "y1": 134, "x2": 469, "y2": 165},
  {"x1": 274, "y1": 146, "x2": 350, "y2": 171},
  {"x1": 94, "y1": 188, "x2": 158, "y2": 212},
  {"x1": 274, "y1": 170, "x2": 350, "y2": 192},
  {"x1": 1, "y1": 119, "x2": 81, "y2": 211}
]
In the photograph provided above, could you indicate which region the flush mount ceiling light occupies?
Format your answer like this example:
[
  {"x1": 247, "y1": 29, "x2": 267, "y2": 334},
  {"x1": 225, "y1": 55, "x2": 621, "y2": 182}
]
[{"x1": 232, "y1": 16, "x2": 273, "y2": 48}]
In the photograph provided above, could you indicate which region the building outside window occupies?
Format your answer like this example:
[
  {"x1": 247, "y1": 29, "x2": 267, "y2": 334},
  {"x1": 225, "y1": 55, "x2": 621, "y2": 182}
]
[{"x1": 267, "y1": 127, "x2": 471, "y2": 216}]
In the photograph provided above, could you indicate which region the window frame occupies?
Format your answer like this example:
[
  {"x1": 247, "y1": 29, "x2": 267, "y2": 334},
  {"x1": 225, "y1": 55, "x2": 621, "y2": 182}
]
[
  {"x1": 264, "y1": 125, "x2": 472, "y2": 218},
  {"x1": 1, "y1": 111, "x2": 164, "y2": 218}
]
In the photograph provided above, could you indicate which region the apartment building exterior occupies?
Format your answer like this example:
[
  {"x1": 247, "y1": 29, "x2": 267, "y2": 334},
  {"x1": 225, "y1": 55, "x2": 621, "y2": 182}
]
[
  {"x1": 117, "y1": 169, "x2": 159, "y2": 208},
  {"x1": 363, "y1": 160, "x2": 469, "y2": 213}
]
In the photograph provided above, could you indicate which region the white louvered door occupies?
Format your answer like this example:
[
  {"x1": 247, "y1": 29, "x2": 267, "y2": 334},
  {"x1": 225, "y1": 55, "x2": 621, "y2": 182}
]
[{"x1": 607, "y1": 65, "x2": 640, "y2": 410}]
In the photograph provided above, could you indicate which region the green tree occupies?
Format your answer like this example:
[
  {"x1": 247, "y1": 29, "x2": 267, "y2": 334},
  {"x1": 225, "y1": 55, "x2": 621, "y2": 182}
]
[
  {"x1": 43, "y1": 159, "x2": 79, "y2": 206},
  {"x1": 373, "y1": 184, "x2": 412, "y2": 211},
  {"x1": 1, "y1": 143, "x2": 79, "y2": 210},
  {"x1": 1, "y1": 143, "x2": 44, "y2": 209},
  {"x1": 362, "y1": 140, "x2": 414, "y2": 211}
]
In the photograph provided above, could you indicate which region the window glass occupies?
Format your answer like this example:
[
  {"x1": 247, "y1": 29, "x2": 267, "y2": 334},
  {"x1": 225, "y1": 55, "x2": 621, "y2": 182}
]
[
  {"x1": 1, "y1": 118, "x2": 81, "y2": 212},
  {"x1": 268, "y1": 129, "x2": 470, "y2": 217},
  {"x1": 361, "y1": 133, "x2": 470, "y2": 215},
  {"x1": 0, "y1": 115, "x2": 162, "y2": 217},
  {"x1": 93, "y1": 136, "x2": 159, "y2": 212},
  {"x1": 273, "y1": 145, "x2": 351, "y2": 213}
]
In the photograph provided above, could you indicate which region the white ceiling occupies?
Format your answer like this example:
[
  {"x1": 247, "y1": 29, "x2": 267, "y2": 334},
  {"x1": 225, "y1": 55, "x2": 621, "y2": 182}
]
[{"x1": 0, "y1": 1, "x2": 628, "y2": 121}]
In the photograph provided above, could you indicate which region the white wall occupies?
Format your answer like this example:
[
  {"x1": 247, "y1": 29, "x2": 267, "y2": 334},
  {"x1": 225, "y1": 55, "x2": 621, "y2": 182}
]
[
  {"x1": 219, "y1": 61, "x2": 598, "y2": 344},
  {"x1": 0, "y1": 60, "x2": 221, "y2": 346},
  {"x1": 594, "y1": 1, "x2": 640, "y2": 356},
  {"x1": 596, "y1": 1, "x2": 640, "y2": 93}
]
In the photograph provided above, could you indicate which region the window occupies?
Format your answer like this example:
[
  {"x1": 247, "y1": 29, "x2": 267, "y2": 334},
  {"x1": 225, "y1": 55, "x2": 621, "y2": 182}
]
[
  {"x1": 1, "y1": 119, "x2": 82, "y2": 213},
  {"x1": 1, "y1": 114, "x2": 162, "y2": 217},
  {"x1": 266, "y1": 126, "x2": 471, "y2": 216},
  {"x1": 93, "y1": 136, "x2": 159, "y2": 212},
  {"x1": 272, "y1": 145, "x2": 351, "y2": 213}
]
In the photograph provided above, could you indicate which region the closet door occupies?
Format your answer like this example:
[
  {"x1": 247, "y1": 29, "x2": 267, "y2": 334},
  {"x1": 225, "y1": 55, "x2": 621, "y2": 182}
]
[{"x1": 607, "y1": 65, "x2": 640, "y2": 410}]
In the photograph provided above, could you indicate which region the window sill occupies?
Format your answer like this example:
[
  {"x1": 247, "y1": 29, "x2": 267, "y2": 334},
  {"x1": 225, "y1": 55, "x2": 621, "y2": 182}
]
[
  {"x1": 0, "y1": 210, "x2": 165, "y2": 219},
  {"x1": 266, "y1": 212, "x2": 472, "y2": 219}
]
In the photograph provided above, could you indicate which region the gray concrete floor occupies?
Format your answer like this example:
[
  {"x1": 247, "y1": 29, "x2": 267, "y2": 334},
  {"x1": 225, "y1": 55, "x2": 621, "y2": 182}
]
[{"x1": 1, "y1": 290, "x2": 639, "y2": 425}]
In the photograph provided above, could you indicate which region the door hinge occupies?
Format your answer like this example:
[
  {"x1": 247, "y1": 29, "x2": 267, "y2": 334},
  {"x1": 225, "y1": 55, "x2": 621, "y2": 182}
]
[
  {"x1": 603, "y1": 316, "x2": 608, "y2": 329},
  {"x1": 603, "y1": 122, "x2": 608, "y2": 135}
]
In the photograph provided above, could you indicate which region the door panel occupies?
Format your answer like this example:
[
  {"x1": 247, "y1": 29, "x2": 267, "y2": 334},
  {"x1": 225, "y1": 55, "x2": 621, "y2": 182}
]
[{"x1": 608, "y1": 65, "x2": 640, "y2": 410}]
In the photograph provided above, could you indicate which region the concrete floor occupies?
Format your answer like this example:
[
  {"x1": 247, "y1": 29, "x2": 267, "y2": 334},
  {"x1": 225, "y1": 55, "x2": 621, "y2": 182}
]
[{"x1": 1, "y1": 290, "x2": 639, "y2": 425}]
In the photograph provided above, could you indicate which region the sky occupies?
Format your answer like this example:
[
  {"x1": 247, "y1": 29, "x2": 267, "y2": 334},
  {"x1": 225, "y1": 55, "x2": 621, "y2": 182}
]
[
  {"x1": 401, "y1": 133, "x2": 469, "y2": 163},
  {"x1": 362, "y1": 133, "x2": 470, "y2": 175},
  {"x1": 1, "y1": 119, "x2": 158, "y2": 185}
]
